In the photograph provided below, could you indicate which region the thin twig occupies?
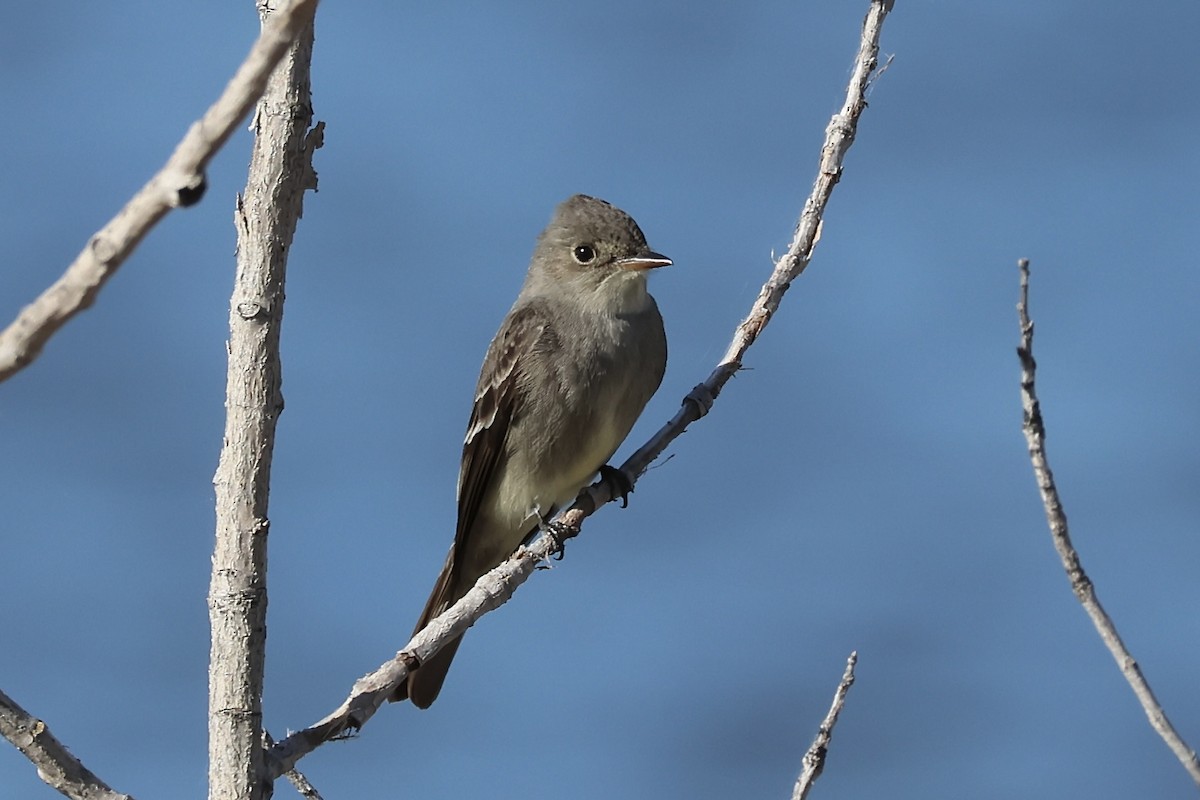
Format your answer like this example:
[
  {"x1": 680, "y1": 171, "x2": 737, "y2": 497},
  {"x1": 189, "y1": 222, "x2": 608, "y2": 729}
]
[
  {"x1": 265, "y1": 0, "x2": 894, "y2": 777},
  {"x1": 1017, "y1": 258, "x2": 1200, "y2": 787},
  {"x1": 265, "y1": 732, "x2": 324, "y2": 800},
  {"x1": 792, "y1": 652, "x2": 858, "y2": 800},
  {"x1": 281, "y1": 769, "x2": 325, "y2": 800},
  {"x1": 0, "y1": 688, "x2": 134, "y2": 800},
  {"x1": 0, "y1": 0, "x2": 320, "y2": 384}
]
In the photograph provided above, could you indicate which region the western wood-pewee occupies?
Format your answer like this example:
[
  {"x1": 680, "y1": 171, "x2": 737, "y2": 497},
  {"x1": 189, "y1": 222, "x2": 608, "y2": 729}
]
[{"x1": 395, "y1": 194, "x2": 670, "y2": 708}]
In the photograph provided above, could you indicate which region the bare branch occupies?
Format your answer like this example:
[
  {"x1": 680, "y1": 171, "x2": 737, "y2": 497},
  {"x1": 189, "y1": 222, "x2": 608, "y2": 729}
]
[
  {"x1": 266, "y1": 541, "x2": 543, "y2": 776},
  {"x1": 0, "y1": 0, "x2": 320, "y2": 384},
  {"x1": 0, "y1": 688, "x2": 133, "y2": 800},
  {"x1": 264, "y1": 732, "x2": 324, "y2": 800},
  {"x1": 208, "y1": 3, "x2": 320, "y2": 799},
  {"x1": 792, "y1": 652, "x2": 858, "y2": 800},
  {"x1": 552, "y1": 0, "x2": 894, "y2": 541},
  {"x1": 280, "y1": 767, "x2": 325, "y2": 800},
  {"x1": 266, "y1": 0, "x2": 894, "y2": 776},
  {"x1": 1016, "y1": 258, "x2": 1200, "y2": 786}
]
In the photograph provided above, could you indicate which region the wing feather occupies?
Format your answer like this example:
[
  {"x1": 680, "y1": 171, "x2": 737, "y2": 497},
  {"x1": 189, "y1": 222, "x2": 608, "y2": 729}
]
[{"x1": 449, "y1": 303, "x2": 547, "y2": 587}]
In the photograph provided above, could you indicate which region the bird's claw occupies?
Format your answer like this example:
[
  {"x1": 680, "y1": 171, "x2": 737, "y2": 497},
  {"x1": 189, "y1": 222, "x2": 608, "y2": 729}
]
[
  {"x1": 598, "y1": 464, "x2": 634, "y2": 508},
  {"x1": 543, "y1": 519, "x2": 577, "y2": 560}
]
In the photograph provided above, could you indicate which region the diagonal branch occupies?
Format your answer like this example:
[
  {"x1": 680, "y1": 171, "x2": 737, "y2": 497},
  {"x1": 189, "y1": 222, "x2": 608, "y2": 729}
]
[
  {"x1": 792, "y1": 652, "x2": 859, "y2": 800},
  {"x1": 1016, "y1": 258, "x2": 1200, "y2": 787},
  {"x1": 265, "y1": 0, "x2": 894, "y2": 776},
  {"x1": 0, "y1": 688, "x2": 134, "y2": 800},
  {"x1": 0, "y1": 0, "x2": 320, "y2": 384},
  {"x1": 267, "y1": 547, "x2": 544, "y2": 777},
  {"x1": 264, "y1": 731, "x2": 325, "y2": 800},
  {"x1": 611, "y1": 0, "x2": 894, "y2": 493}
]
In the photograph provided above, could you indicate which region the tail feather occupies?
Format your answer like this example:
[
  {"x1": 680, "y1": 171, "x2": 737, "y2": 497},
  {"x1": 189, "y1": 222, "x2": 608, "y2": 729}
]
[
  {"x1": 404, "y1": 634, "x2": 464, "y2": 708},
  {"x1": 392, "y1": 549, "x2": 464, "y2": 707}
]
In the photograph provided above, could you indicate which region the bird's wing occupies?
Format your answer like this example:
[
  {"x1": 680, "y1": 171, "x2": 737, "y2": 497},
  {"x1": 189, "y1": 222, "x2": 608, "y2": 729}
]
[{"x1": 452, "y1": 302, "x2": 548, "y2": 574}]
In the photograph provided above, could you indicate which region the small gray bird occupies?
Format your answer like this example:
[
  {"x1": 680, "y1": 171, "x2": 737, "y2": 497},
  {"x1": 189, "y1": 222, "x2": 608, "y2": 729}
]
[{"x1": 394, "y1": 194, "x2": 670, "y2": 708}]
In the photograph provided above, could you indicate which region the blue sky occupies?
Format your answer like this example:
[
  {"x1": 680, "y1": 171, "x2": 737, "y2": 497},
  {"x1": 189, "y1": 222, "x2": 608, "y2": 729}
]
[{"x1": 3, "y1": 2, "x2": 1198, "y2": 798}]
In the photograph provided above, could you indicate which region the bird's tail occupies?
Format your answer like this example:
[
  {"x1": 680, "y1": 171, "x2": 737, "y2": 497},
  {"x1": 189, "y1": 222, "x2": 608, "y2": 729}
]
[{"x1": 391, "y1": 551, "x2": 464, "y2": 708}]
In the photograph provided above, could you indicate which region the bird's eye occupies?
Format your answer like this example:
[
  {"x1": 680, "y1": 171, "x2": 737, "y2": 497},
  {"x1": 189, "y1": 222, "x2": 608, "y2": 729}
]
[{"x1": 572, "y1": 244, "x2": 597, "y2": 264}]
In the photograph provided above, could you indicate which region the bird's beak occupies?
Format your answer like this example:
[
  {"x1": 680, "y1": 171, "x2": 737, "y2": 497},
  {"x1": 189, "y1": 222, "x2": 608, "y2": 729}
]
[{"x1": 615, "y1": 250, "x2": 672, "y2": 271}]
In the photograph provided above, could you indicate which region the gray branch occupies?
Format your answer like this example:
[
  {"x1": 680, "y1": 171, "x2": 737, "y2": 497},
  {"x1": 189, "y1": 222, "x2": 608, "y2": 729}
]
[
  {"x1": 265, "y1": 0, "x2": 894, "y2": 777},
  {"x1": 569, "y1": 0, "x2": 894, "y2": 518},
  {"x1": 0, "y1": 2, "x2": 319, "y2": 798},
  {"x1": 264, "y1": 731, "x2": 324, "y2": 800},
  {"x1": 208, "y1": 2, "x2": 320, "y2": 799},
  {"x1": 1016, "y1": 258, "x2": 1200, "y2": 787},
  {"x1": 0, "y1": 688, "x2": 133, "y2": 800},
  {"x1": 0, "y1": 0, "x2": 320, "y2": 384},
  {"x1": 792, "y1": 652, "x2": 858, "y2": 800},
  {"x1": 534, "y1": 0, "x2": 894, "y2": 542}
]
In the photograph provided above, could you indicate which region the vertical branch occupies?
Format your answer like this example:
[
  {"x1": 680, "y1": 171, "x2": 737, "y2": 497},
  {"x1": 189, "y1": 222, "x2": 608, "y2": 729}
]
[
  {"x1": 1017, "y1": 259, "x2": 1200, "y2": 787},
  {"x1": 208, "y1": 1, "x2": 320, "y2": 799}
]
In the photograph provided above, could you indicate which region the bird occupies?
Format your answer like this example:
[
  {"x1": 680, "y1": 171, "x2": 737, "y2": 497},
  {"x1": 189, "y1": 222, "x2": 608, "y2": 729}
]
[{"x1": 394, "y1": 194, "x2": 670, "y2": 708}]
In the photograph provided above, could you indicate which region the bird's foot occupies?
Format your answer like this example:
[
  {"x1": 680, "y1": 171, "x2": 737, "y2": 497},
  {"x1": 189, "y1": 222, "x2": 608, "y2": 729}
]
[
  {"x1": 542, "y1": 518, "x2": 579, "y2": 560},
  {"x1": 599, "y1": 464, "x2": 634, "y2": 508}
]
